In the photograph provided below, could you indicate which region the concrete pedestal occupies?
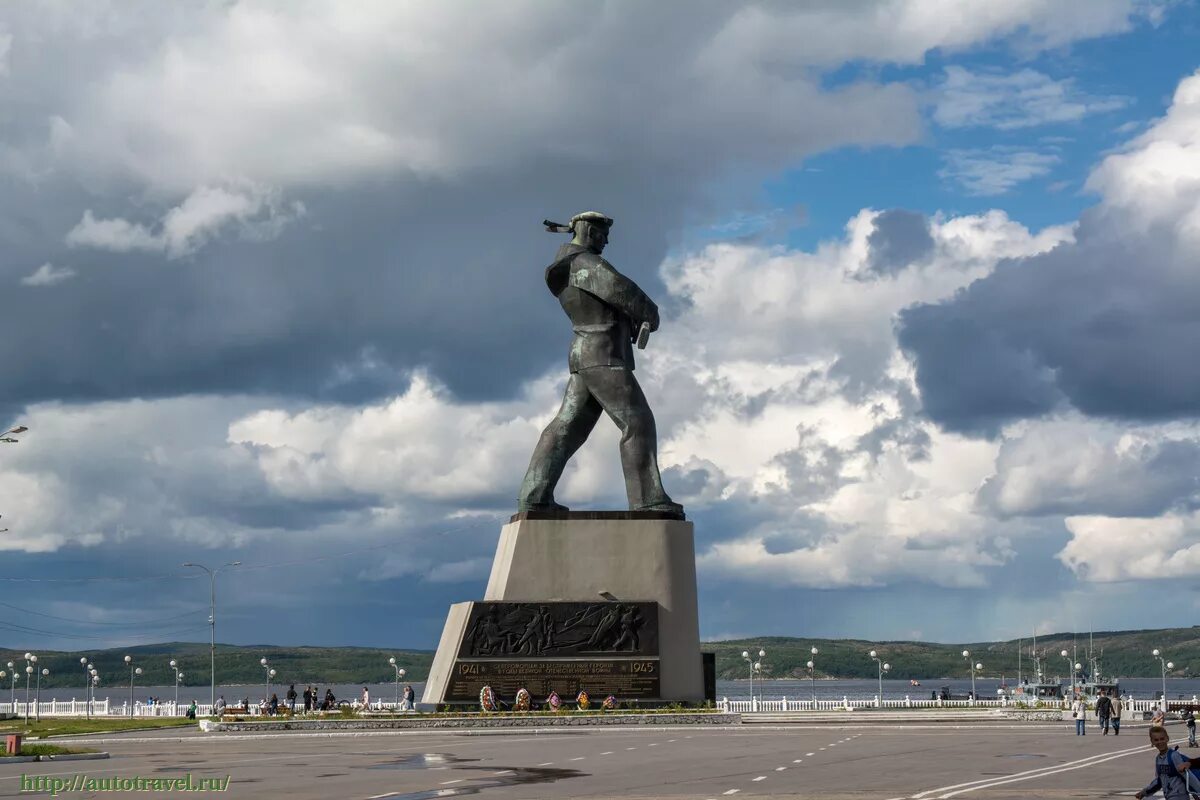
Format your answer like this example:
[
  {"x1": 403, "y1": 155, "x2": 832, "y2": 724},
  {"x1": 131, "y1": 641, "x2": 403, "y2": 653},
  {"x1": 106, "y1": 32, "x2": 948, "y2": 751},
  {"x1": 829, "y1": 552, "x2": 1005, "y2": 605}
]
[{"x1": 424, "y1": 512, "x2": 703, "y2": 705}]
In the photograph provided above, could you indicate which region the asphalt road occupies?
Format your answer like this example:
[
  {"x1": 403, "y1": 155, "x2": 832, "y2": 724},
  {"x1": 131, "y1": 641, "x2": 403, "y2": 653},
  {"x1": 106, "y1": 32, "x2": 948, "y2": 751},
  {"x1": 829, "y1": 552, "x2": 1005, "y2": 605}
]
[{"x1": 0, "y1": 720, "x2": 1180, "y2": 799}]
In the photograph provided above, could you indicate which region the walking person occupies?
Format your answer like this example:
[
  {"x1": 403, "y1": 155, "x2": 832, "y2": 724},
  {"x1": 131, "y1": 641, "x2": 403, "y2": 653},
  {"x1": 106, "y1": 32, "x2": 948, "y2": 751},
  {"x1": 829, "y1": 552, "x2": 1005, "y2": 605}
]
[
  {"x1": 361, "y1": 686, "x2": 370, "y2": 710},
  {"x1": 286, "y1": 684, "x2": 297, "y2": 714},
  {"x1": 1187, "y1": 708, "x2": 1197, "y2": 747},
  {"x1": 302, "y1": 685, "x2": 312, "y2": 713},
  {"x1": 1072, "y1": 694, "x2": 1088, "y2": 736},
  {"x1": 402, "y1": 684, "x2": 415, "y2": 712},
  {"x1": 1097, "y1": 690, "x2": 1113, "y2": 735},
  {"x1": 1112, "y1": 693, "x2": 1124, "y2": 736}
]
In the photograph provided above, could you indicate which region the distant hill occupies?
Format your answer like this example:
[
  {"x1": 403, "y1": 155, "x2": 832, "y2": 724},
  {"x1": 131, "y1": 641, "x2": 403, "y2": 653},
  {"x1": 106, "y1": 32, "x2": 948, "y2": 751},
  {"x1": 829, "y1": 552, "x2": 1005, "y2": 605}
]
[
  {"x1": 707, "y1": 627, "x2": 1200, "y2": 681},
  {"x1": 3, "y1": 626, "x2": 1198, "y2": 688},
  {"x1": 0, "y1": 642, "x2": 432, "y2": 690}
]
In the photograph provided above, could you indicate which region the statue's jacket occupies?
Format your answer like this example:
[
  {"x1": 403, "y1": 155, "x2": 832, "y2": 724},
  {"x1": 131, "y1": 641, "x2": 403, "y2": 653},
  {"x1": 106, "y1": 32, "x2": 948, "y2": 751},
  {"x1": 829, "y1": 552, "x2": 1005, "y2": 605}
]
[{"x1": 545, "y1": 243, "x2": 660, "y2": 374}]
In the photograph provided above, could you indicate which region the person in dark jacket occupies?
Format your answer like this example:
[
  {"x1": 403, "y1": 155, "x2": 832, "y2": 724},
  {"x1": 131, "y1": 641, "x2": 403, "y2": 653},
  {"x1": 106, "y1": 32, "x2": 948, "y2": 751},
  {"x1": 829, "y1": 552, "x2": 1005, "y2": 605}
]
[
  {"x1": 1096, "y1": 690, "x2": 1114, "y2": 735},
  {"x1": 286, "y1": 684, "x2": 297, "y2": 713}
]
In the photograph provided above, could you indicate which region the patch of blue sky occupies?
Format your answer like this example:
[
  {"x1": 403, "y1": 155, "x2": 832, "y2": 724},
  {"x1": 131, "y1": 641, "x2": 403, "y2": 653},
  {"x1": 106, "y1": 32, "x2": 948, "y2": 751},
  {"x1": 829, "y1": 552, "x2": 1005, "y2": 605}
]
[{"x1": 688, "y1": 11, "x2": 1198, "y2": 254}]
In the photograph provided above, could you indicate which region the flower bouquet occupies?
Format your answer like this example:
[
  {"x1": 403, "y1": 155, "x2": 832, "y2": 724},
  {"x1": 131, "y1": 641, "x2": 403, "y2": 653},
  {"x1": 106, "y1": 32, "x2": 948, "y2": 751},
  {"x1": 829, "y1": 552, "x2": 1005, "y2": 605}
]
[
  {"x1": 602, "y1": 695, "x2": 617, "y2": 711},
  {"x1": 576, "y1": 690, "x2": 590, "y2": 711},
  {"x1": 514, "y1": 688, "x2": 531, "y2": 712},
  {"x1": 546, "y1": 691, "x2": 562, "y2": 711}
]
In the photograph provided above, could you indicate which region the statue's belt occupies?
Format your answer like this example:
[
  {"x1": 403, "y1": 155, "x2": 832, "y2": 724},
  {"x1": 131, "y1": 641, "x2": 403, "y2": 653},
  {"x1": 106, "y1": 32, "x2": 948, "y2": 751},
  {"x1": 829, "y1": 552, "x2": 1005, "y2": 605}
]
[{"x1": 571, "y1": 324, "x2": 618, "y2": 334}]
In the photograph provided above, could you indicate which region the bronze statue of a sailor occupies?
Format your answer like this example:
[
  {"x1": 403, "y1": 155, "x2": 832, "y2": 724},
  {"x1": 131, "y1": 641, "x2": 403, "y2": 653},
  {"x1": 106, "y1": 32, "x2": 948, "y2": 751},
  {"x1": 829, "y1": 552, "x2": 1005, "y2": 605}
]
[{"x1": 517, "y1": 212, "x2": 682, "y2": 517}]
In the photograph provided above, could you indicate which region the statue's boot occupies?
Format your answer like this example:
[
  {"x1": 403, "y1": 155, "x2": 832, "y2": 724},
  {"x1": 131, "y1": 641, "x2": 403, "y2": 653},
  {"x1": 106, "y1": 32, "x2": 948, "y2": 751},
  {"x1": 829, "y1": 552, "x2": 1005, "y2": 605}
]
[
  {"x1": 517, "y1": 500, "x2": 569, "y2": 513},
  {"x1": 636, "y1": 499, "x2": 684, "y2": 516}
]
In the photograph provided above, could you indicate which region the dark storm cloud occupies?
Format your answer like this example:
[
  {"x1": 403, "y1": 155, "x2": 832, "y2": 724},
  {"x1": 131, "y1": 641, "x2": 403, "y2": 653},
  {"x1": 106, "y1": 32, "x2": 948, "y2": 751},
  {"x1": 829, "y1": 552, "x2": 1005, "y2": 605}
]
[
  {"x1": 864, "y1": 209, "x2": 934, "y2": 276},
  {"x1": 0, "y1": 161, "x2": 693, "y2": 406},
  {"x1": 897, "y1": 208, "x2": 1200, "y2": 433}
]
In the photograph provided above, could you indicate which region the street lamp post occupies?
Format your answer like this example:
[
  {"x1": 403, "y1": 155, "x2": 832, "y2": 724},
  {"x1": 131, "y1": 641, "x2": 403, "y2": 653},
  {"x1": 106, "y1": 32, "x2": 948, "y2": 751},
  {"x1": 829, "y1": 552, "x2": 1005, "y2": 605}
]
[
  {"x1": 741, "y1": 650, "x2": 754, "y2": 708},
  {"x1": 1060, "y1": 649, "x2": 1074, "y2": 697},
  {"x1": 182, "y1": 560, "x2": 241, "y2": 709},
  {"x1": 1152, "y1": 649, "x2": 1174, "y2": 711},
  {"x1": 36, "y1": 667, "x2": 48, "y2": 721},
  {"x1": 0, "y1": 670, "x2": 5, "y2": 716},
  {"x1": 170, "y1": 660, "x2": 181, "y2": 708},
  {"x1": 260, "y1": 658, "x2": 276, "y2": 705},
  {"x1": 388, "y1": 658, "x2": 406, "y2": 709},
  {"x1": 125, "y1": 656, "x2": 142, "y2": 717},
  {"x1": 88, "y1": 666, "x2": 97, "y2": 715},
  {"x1": 963, "y1": 651, "x2": 982, "y2": 704},
  {"x1": 80, "y1": 657, "x2": 90, "y2": 719},
  {"x1": 5, "y1": 661, "x2": 13, "y2": 712},
  {"x1": 807, "y1": 646, "x2": 818, "y2": 708},
  {"x1": 23, "y1": 653, "x2": 35, "y2": 721},
  {"x1": 869, "y1": 650, "x2": 890, "y2": 708}
]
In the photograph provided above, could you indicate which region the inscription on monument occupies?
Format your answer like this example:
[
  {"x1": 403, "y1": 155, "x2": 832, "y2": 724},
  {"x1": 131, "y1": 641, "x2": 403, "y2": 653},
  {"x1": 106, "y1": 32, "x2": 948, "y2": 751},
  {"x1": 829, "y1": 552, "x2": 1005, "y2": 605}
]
[
  {"x1": 459, "y1": 601, "x2": 658, "y2": 658},
  {"x1": 444, "y1": 658, "x2": 661, "y2": 701}
]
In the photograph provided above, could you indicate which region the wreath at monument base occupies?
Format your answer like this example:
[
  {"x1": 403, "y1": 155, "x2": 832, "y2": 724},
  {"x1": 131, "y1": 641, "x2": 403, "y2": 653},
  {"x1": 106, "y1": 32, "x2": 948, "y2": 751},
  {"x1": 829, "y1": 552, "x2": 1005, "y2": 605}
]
[
  {"x1": 479, "y1": 685, "x2": 498, "y2": 712},
  {"x1": 514, "y1": 688, "x2": 531, "y2": 712},
  {"x1": 576, "y1": 691, "x2": 590, "y2": 710},
  {"x1": 546, "y1": 691, "x2": 562, "y2": 711},
  {"x1": 602, "y1": 695, "x2": 617, "y2": 711}
]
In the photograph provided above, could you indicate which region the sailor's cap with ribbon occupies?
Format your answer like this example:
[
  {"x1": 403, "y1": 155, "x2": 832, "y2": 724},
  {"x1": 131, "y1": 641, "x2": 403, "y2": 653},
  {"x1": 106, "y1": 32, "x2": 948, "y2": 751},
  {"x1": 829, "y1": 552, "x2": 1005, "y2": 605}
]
[{"x1": 543, "y1": 211, "x2": 613, "y2": 233}]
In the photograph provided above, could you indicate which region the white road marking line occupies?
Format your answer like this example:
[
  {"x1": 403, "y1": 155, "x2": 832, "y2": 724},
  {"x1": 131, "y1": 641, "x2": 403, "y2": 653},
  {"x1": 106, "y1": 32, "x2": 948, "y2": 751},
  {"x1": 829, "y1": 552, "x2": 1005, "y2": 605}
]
[
  {"x1": 366, "y1": 794, "x2": 400, "y2": 799},
  {"x1": 753, "y1": 776, "x2": 767, "y2": 782},
  {"x1": 492, "y1": 770, "x2": 513, "y2": 776},
  {"x1": 537, "y1": 762, "x2": 554, "y2": 766},
  {"x1": 723, "y1": 790, "x2": 740, "y2": 795},
  {"x1": 793, "y1": 759, "x2": 803, "y2": 763},
  {"x1": 649, "y1": 743, "x2": 659, "y2": 747},
  {"x1": 439, "y1": 779, "x2": 463, "y2": 785},
  {"x1": 806, "y1": 752, "x2": 815, "y2": 756},
  {"x1": 776, "y1": 766, "x2": 787, "y2": 771},
  {"x1": 626, "y1": 746, "x2": 637, "y2": 750},
  {"x1": 601, "y1": 751, "x2": 614, "y2": 755},
  {"x1": 570, "y1": 756, "x2": 586, "y2": 761},
  {"x1": 909, "y1": 741, "x2": 1150, "y2": 799}
]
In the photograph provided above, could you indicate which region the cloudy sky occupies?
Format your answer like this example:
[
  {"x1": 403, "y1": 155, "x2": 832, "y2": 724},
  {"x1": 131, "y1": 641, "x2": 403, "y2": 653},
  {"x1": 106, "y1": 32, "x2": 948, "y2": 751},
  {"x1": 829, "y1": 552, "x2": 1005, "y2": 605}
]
[{"x1": 2, "y1": 0, "x2": 1199, "y2": 652}]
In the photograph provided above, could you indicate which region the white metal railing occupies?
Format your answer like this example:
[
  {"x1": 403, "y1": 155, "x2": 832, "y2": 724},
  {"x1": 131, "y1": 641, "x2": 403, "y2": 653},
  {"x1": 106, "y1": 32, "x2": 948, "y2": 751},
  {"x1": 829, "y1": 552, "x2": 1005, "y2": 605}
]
[
  {"x1": 716, "y1": 695, "x2": 1193, "y2": 713},
  {"x1": 0, "y1": 698, "x2": 416, "y2": 718},
  {"x1": 0, "y1": 695, "x2": 1183, "y2": 718}
]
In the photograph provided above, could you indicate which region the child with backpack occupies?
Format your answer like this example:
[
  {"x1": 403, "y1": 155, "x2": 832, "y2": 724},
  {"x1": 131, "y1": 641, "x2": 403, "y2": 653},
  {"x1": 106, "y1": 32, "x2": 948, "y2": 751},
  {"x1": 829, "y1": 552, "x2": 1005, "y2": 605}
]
[{"x1": 1137, "y1": 726, "x2": 1198, "y2": 799}]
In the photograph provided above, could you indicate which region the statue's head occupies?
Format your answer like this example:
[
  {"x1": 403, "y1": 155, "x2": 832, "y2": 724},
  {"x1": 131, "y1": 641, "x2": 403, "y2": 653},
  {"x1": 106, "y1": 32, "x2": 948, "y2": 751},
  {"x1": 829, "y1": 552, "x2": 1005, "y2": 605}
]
[{"x1": 570, "y1": 211, "x2": 613, "y2": 254}]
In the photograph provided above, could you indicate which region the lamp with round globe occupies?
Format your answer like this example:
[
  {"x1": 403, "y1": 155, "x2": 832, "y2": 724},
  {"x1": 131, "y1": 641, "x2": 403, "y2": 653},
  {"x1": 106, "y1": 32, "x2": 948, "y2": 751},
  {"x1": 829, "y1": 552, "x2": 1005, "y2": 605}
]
[
  {"x1": 807, "y1": 646, "x2": 819, "y2": 706},
  {"x1": 170, "y1": 659, "x2": 182, "y2": 707},
  {"x1": 23, "y1": 654, "x2": 36, "y2": 721},
  {"x1": 1059, "y1": 649, "x2": 1074, "y2": 696},
  {"x1": 1152, "y1": 649, "x2": 1173, "y2": 711},
  {"x1": 87, "y1": 665, "x2": 97, "y2": 715},
  {"x1": 4, "y1": 661, "x2": 14, "y2": 713},
  {"x1": 388, "y1": 658, "x2": 407, "y2": 709},
  {"x1": 35, "y1": 667, "x2": 48, "y2": 721},
  {"x1": 124, "y1": 656, "x2": 141, "y2": 717},
  {"x1": 869, "y1": 650, "x2": 890, "y2": 708},
  {"x1": 79, "y1": 657, "x2": 91, "y2": 719},
  {"x1": 23, "y1": 663, "x2": 33, "y2": 721}
]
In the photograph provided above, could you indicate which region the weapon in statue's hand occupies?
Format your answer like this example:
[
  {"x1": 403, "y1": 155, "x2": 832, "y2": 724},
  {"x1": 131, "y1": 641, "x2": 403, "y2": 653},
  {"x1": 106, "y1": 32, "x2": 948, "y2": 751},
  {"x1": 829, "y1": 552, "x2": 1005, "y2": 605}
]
[
  {"x1": 543, "y1": 219, "x2": 573, "y2": 233},
  {"x1": 636, "y1": 321, "x2": 651, "y2": 350}
]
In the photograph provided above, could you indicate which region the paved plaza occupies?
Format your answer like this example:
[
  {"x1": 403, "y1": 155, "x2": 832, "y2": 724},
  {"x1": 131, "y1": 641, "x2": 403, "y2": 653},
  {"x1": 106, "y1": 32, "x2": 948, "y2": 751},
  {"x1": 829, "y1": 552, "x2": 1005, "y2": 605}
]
[{"x1": 0, "y1": 720, "x2": 1178, "y2": 799}]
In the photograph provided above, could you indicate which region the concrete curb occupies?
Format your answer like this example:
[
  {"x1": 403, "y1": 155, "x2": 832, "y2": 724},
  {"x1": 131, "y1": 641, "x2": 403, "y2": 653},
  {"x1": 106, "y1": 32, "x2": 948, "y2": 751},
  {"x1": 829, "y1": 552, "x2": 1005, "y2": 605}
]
[{"x1": 201, "y1": 712, "x2": 739, "y2": 733}]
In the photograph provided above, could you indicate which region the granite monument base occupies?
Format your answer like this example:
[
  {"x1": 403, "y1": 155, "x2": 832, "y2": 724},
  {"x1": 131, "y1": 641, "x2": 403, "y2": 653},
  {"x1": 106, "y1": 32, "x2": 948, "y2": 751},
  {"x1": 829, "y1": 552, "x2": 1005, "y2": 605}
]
[{"x1": 423, "y1": 512, "x2": 703, "y2": 706}]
